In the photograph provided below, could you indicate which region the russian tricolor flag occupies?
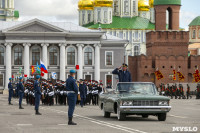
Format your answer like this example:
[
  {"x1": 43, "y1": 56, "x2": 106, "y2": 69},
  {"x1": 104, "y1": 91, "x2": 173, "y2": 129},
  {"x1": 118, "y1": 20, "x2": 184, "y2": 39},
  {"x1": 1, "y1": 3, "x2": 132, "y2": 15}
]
[{"x1": 40, "y1": 60, "x2": 48, "y2": 73}]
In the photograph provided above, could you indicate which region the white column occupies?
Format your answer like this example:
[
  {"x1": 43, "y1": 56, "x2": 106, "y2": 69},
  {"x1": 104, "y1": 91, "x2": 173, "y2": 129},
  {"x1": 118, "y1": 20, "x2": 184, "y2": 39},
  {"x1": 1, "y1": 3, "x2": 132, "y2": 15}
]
[
  {"x1": 23, "y1": 43, "x2": 31, "y2": 78},
  {"x1": 94, "y1": 44, "x2": 101, "y2": 82},
  {"x1": 77, "y1": 44, "x2": 84, "y2": 80},
  {"x1": 59, "y1": 43, "x2": 66, "y2": 81},
  {"x1": 5, "y1": 0, "x2": 7, "y2": 8},
  {"x1": 12, "y1": 0, "x2": 14, "y2": 8},
  {"x1": 41, "y1": 43, "x2": 49, "y2": 79},
  {"x1": 4, "y1": 43, "x2": 12, "y2": 89}
]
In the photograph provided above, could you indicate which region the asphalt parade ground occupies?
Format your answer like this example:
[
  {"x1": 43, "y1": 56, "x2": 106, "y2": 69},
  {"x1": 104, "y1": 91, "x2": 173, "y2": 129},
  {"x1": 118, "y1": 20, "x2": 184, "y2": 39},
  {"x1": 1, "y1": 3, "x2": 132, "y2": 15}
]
[{"x1": 0, "y1": 95, "x2": 199, "y2": 133}]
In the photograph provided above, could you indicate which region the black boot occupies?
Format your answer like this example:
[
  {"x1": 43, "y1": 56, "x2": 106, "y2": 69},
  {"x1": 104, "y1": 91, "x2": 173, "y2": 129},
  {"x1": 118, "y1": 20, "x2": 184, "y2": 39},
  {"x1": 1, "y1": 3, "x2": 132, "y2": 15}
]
[
  {"x1": 68, "y1": 117, "x2": 77, "y2": 125},
  {"x1": 35, "y1": 110, "x2": 42, "y2": 115},
  {"x1": 9, "y1": 102, "x2": 13, "y2": 105},
  {"x1": 19, "y1": 105, "x2": 24, "y2": 109}
]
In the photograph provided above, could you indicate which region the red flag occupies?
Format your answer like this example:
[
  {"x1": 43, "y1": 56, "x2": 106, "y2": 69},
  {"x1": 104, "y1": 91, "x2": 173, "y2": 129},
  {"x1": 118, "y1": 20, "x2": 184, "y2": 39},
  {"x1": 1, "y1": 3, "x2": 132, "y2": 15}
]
[
  {"x1": 76, "y1": 65, "x2": 79, "y2": 70},
  {"x1": 41, "y1": 72, "x2": 44, "y2": 77},
  {"x1": 12, "y1": 75, "x2": 14, "y2": 78},
  {"x1": 173, "y1": 70, "x2": 176, "y2": 81},
  {"x1": 24, "y1": 74, "x2": 27, "y2": 77}
]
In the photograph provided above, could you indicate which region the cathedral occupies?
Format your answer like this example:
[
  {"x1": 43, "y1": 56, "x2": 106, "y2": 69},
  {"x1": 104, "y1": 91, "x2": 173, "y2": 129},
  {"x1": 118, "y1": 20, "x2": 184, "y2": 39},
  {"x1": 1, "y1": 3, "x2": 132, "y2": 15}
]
[
  {"x1": 0, "y1": 0, "x2": 19, "y2": 21},
  {"x1": 78, "y1": 0, "x2": 155, "y2": 59}
]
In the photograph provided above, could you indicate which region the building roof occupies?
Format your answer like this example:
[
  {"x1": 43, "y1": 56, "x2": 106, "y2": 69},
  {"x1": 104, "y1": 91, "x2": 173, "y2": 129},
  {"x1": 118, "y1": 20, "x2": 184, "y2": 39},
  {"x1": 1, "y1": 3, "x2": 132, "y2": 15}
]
[
  {"x1": 154, "y1": 0, "x2": 181, "y2": 6},
  {"x1": 0, "y1": 18, "x2": 126, "y2": 42},
  {"x1": 189, "y1": 16, "x2": 200, "y2": 26},
  {"x1": 84, "y1": 16, "x2": 156, "y2": 30}
]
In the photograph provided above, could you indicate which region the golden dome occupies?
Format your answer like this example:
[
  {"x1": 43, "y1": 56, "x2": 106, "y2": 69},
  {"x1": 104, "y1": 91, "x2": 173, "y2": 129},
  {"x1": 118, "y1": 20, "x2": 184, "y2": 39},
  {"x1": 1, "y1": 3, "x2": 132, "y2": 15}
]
[
  {"x1": 138, "y1": 0, "x2": 150, "y2": 11},
  {"x1": 94, "y1": 0, "x2": 113, "y2": 7},
  {"x1": 149, "y1": 0, "x2": 154, "y2": 8},
  {"x1": 78, "y1": 0, "x2": 94, "y2": 10}
]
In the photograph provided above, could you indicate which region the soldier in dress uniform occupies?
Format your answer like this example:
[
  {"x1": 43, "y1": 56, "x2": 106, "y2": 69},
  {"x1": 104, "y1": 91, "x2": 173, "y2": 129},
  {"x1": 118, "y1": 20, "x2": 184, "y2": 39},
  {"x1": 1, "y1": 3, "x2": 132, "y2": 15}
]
[
  {"x1": 186, "y1": 84, "x2": 191, "y2": 99},
  {"x1": 112, "y1": 63, "x2": 132, "y2": 82},
  {"x1": 34, "y1": 75, "x2": 42, "y2": 115},
  {"x1": 66, "y1": 69, "x2": 78, "y2": 125},
  {"x1": 79, "y1": 79, "x2": 87, "y2": 107},
  {"x1": 18, "y1": 77, "x2": 24, "y2": 109},
  {"x1": 8, "y1": 78, "x2": 13, "y2": 105},
  {"x1": 196, "y1": 84, "x2": 200, "y2": 99}
]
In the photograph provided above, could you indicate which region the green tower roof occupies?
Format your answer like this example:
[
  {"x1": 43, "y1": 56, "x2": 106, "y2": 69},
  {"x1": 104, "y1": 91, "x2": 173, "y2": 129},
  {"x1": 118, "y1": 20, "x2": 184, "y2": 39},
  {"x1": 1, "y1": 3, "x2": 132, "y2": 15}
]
[
  {"x1": 14, "y1": 10, "x2": 19, "y2": 18},
  {"x1": 189, "y1": 16, "x2": 200, "y2": 26},
  {"x1": 154, "y1": 0, "x2": 181, "y2": 6}
]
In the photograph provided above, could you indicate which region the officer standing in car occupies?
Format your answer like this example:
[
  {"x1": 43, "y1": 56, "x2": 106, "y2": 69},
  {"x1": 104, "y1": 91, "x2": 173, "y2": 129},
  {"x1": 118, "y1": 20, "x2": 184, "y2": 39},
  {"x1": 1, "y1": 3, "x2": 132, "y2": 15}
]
[
  {"x1": 34, "y1": 75, "x2": 42, "y2": 115},
  {"x1": 66, "y1": 70, "x2": 78, "y2": 125},
  {"x1": 8, "y1": 78, "x2": 13, "y2": 105},
  {"x1": 18, "y1": 77, "x2": 24, "y2": 109},
  {"x1": 112, "y1": 63, "x2": 132, "y2": 82}
]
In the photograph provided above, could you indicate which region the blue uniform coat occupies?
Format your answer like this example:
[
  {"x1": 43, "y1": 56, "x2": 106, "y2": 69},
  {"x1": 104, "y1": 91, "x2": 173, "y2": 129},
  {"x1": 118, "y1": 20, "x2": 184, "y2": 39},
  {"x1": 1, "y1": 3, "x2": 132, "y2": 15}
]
[{"x1": 112, "y1": 68, "x2": 132, "y2": 82}]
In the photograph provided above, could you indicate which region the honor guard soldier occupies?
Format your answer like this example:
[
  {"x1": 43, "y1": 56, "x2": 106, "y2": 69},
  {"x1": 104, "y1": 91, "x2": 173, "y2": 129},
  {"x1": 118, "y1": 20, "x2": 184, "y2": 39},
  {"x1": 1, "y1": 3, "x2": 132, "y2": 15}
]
[
  {"x1": 79, "y1": 79, "x2": 87, "y2": 107},
  {"x1": 66, "y1": 69, "x2": 78, "y2": 125},
  {"x1": 18, "y1": 77, "x2": 24, "y2": 109},
  {"x1": 196, "y1": 84, "x2": 200, "y2": 99},
  {"x1": 112, "y1": 63, "x2": 132, "y2": 82},
  {"x1": 8, "y1": 78, "x2": 13, "y2": 105},
  {"x1": 34, "y1": 75, "x2": 42, "y2": 115},
  {"x1": 186, "y1": 84, "x2": 191, "y2": 99}
]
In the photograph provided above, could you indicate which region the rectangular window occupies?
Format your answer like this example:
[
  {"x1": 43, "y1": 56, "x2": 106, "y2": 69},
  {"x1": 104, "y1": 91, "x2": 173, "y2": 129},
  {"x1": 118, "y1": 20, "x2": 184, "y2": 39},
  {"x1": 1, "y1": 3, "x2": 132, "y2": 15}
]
[
  {"x1": 0, "y1": 74, "x2": 3, "y2": 86},
  {"x1": 104, "y1": 11, "x2": 107, "y2": 19},
  {"x1": 88, "y1": 13, "x2": 91, "y2": 22},
  {"x1": 124, "y1": 1, "x2": 129, "y2": 13},
  {"x1": 106, "y1": 75, "x2": 113, "y2": 88},
  {"x1": 98, "y1": 10, "x2": 101, "y2": 21},
  {"x1": 134, "y1": 46, "x2": 139, "y2": 56},
  {"x1": 82, "y1": 14, "x2": 85, "y2": 24},
  {"x1": 193, "y1": 30, "x2": 196, "y2": 39},
  {"x1": 0, "y1": 51, "x2": 4, "y2": 65},
  {"x1": 105, "y1": 51, "x2": 113, "y2": 66},
  {"x1": 133, "y1": 1, "x2": 136, "y2": 13}
]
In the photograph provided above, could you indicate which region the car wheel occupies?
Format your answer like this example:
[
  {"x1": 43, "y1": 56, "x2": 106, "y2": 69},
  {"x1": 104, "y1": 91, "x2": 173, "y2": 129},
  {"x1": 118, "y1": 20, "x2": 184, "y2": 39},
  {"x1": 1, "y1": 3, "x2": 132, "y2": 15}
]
[
  {"x1": 142, "y1": 114, "x2": 149, "y2": 118},
  {"x1": 103, "y1": 105, "x2": 110, "y2": 118},
  {"x1": 117, "y1": 107, "x2": 126, "y2": 121},
  {"x1": 158, "y1": 113, "x2": 166, "y2": 121}
]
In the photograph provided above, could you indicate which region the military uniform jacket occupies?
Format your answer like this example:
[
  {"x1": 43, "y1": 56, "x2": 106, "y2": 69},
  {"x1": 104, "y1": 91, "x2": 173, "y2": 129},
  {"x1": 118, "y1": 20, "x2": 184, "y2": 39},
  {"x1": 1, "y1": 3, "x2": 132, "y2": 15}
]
[
  {"x1": 112, "y1": 68, "x2": 132, "y2": 82},
  {"x1": 34, "y1": 80, "x2": 42, "y2": 95},
  {"x1": 66, "y1": 76, "x2": 78, "y2": 94},
  {"x1": 8, "y1": 82, "x2": 13, "y2": 90},
  {"x1": 18, "y1": 82, "x2": 24, "y2": 93},
  {"x1": 79, "y1": 84, "x2": 86, "y2": 98}
]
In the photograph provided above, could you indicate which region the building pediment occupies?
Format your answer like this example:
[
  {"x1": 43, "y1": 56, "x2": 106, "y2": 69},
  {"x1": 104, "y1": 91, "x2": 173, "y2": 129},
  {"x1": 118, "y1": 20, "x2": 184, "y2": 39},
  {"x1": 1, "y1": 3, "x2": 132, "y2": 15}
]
[{"x1": 2, "y1": 18, "x2": 66, "y2": 33}]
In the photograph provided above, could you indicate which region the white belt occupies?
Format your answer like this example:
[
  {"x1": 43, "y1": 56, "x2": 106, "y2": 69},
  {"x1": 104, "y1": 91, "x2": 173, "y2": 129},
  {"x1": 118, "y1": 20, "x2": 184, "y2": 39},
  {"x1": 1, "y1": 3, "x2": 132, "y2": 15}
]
[{"x1": 67, "y1": 91, "x2": 75, "y2": 94}]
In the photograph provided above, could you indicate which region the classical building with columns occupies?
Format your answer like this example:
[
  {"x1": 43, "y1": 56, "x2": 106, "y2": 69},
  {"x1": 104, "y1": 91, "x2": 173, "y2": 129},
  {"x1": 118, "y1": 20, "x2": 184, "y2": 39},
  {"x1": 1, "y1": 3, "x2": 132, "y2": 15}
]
[{"x1": 0, "y1": 18, "x2": 128, "y2": 90}]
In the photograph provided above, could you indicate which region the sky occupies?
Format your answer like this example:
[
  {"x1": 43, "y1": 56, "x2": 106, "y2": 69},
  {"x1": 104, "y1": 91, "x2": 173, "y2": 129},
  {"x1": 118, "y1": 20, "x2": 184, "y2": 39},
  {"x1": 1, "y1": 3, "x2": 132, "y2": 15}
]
[{"x1": 15, "y1": 0, "x2": 200, "y2": 30}]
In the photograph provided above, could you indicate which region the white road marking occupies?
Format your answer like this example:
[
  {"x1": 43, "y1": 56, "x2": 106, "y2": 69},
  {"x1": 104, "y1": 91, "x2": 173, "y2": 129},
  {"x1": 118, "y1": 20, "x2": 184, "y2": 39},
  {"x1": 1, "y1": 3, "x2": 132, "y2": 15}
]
[
  {"x1": 58, "y1": 124, "x2": 68, "y2": 126},
  {"x1": 169, "y1": 115, "x2": 187, "y2": 119},
  {"x1": 17, "y1": 124, "x2": 32, "y2": 126},
  {"x1": 43, "y1": 107, "x2": 147, "y2": 133}
]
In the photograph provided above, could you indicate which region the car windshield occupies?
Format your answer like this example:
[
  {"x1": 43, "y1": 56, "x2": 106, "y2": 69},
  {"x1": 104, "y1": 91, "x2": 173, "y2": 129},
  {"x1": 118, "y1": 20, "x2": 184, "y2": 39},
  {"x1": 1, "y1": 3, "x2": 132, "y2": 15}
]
[{"x1": 116, "y1": 82, "x2": 157, "y2": 95}]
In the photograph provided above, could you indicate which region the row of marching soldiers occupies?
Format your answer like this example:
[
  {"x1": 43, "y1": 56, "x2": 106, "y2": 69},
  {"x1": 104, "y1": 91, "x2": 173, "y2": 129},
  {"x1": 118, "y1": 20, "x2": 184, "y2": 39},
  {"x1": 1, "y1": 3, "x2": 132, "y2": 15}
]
[
  {"x1": 159, "y1": 83, "x2": 200, "y2": 99},
  {"x1": 22, "y1": 78, "x2": 104, "y2": 106}
]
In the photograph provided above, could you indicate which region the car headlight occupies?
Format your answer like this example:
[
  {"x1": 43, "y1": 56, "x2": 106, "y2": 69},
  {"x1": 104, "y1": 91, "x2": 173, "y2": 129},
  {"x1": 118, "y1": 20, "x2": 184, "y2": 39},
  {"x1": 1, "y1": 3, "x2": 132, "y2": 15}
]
[
  {"x1": 159, "y1": 101, "x2": 169, "y2": 106},
  {"x1": 122, "y1": 101, "x2": 133, "y2": 106}
]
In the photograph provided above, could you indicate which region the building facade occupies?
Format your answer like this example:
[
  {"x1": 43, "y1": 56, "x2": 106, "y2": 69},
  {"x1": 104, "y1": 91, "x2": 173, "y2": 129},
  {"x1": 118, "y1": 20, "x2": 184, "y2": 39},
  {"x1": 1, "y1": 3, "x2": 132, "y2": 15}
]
[
  {"x1": 0, "y1": 19, "x2": 128, "y2": 89},
  {"x1": 0, "y1": 0, "x2": 19, "y2": 21},
  {"x1": 78, "y1": 0, "x2": 156, "y2": 59},
  {"x1": 128, "y1": 0, "x2": 200, "y2": 87},
  {"x1": 188, "y1": 16, "x2": 200, "y2": 55}
]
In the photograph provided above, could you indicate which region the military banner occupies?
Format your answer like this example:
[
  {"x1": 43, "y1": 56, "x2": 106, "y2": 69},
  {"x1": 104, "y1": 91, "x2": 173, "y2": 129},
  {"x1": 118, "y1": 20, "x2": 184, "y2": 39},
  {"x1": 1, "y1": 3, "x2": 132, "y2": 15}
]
[
  {"x1": 193, "y1": 69, "x2": 200, "y2": 82},
  {"x1": 173, "y1": 70, "x2": 176, "y2": 81},
  {"x1": 177, "y1": 72, "x2": 185, "y2": 81},
  {"x1": 155, "y1": 70, "x2": 164, "y2": 80}
]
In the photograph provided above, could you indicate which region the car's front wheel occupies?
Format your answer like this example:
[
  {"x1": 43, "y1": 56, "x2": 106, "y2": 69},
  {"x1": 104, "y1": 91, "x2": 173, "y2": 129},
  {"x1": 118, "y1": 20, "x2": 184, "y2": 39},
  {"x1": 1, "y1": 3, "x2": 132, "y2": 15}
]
[
  {"x1": 158, "y1": 113, "x2": 166, "y2": 121},
  {"x1": 117, "y1": 107, "x2": 126, "y2": 121},
  {"x1": 103, "y1": 105, "x2": 110, "y2": 118}
]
